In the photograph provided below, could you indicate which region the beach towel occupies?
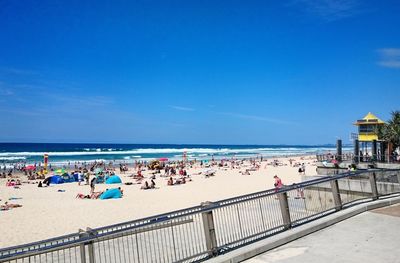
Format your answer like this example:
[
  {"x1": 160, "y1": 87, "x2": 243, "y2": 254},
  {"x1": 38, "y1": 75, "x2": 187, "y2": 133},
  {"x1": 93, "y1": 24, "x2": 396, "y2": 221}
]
[
  {"x1": 99, "y1": 188, "x2": 122, "y2": 200},
  {"x1": 8, "y1": 197, "x2": 22, "y2": 200}
]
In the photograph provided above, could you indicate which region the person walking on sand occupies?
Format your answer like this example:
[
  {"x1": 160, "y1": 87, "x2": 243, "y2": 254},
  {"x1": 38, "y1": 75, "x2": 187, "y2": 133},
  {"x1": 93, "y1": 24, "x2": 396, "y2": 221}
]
[{"x1": 273, "y1": 175, "x2": 283, "y2": 192}]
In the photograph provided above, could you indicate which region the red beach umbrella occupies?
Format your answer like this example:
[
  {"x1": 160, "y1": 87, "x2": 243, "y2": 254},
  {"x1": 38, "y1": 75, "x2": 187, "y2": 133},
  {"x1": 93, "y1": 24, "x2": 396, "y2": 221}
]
[
  {"x1": 24, "y1": 165, "x2": 36, "y2": 171},
  {"x1": 159, "y1": 158, "x2": 168, "y2": 162}
]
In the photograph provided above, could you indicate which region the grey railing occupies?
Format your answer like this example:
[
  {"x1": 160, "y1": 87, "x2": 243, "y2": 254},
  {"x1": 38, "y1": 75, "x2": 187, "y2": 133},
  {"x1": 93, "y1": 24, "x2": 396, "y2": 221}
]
[
  {"x1": 1, "y1": 169, "x2": 399, "y2": 263},
  {"x1": 316, "y1": 153, "x2": 400, "y2": 164}
]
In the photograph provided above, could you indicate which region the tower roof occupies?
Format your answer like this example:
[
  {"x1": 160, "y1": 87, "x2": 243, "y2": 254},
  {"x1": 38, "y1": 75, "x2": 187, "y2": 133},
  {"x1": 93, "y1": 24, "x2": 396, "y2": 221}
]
[{"x1": 354, "y1": 112, "x2": 385, "y2": 126}]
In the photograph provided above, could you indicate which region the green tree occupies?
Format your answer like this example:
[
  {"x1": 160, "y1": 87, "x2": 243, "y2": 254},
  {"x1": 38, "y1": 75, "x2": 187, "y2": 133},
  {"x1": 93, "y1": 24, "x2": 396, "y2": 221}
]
[{"x1": 378, "y1": 111, "x2": 400, "y2": 151}]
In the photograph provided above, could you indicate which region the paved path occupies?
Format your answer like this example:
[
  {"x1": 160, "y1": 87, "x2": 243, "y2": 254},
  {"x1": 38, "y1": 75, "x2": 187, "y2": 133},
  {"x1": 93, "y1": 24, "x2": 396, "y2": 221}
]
[{"x1": 244, "y1": 204, "x2": 400, "y2": 263}]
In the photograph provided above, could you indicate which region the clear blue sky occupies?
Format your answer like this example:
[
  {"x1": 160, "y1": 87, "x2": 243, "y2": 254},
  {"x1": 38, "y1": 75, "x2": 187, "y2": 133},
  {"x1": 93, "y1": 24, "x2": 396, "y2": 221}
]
[{"x1": 0, "y1": 0, "x2": 399, "y2": 145}]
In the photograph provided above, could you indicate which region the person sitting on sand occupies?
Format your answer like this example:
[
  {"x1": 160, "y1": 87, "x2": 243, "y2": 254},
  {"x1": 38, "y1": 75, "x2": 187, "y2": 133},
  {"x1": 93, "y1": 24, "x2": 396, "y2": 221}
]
[
  {"x1": 167, "y1": 177, "x2": 174, "y2": 186},
  {"x1": 43, "y1": 177, "x2": 51, "y2": 186},
  {"x1": 141, "y1": 181, "x2": 150, "y2": 190},
  {"x1": 118, "y1": 187, "x2": 124, "y2": 196},
  {"x1": 135, "y1": 170, "x2": 143, "y2": 178},
  {"x1": 6, "y1": 179, "x2": 16, "y2": 187},
  {"x1": 150, "y1": 179, "x2": 156, "y2": 189}
]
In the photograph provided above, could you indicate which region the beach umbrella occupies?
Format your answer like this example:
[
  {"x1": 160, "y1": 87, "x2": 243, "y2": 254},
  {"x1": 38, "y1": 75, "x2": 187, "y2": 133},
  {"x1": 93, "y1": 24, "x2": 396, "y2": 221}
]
[
  {"x1": 24, "y1": 165, "x2": 36, "y2": 171},
  {"x1": 55, "y1": 168, "x2": 65, "y2": 174},
  {"x1": 159, "y1": 158, "x2": 168, "y2": 162}
]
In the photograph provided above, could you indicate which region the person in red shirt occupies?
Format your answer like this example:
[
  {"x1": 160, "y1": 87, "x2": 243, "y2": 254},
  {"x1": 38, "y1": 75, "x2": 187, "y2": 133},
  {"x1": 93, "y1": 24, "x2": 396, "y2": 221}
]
[{"x1": 274, "y1": 175, "x2": 283, "y2": 192}]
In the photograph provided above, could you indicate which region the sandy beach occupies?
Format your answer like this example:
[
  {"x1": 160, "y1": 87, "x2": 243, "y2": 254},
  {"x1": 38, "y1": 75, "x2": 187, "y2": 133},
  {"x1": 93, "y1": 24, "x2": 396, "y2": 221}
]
[{"x1": 0, "y1": 155, "x2": 318, "y2": 248}]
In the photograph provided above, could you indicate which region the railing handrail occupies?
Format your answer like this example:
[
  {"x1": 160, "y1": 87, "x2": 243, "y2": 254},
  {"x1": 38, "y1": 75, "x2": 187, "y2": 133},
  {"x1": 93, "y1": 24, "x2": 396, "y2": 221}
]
[{"x1": 0, "y1": 168, "x2": 398, "y2": 260}]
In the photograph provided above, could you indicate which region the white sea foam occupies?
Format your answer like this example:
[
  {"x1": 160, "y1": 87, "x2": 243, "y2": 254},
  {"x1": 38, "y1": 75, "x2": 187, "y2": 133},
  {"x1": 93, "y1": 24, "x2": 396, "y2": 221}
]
[
  {"x1": 0, "y1": 156, "x2": 27, "y2": 161},
  {"x1": 0, "y1": 146, "x2": 345, "y2": 158}
]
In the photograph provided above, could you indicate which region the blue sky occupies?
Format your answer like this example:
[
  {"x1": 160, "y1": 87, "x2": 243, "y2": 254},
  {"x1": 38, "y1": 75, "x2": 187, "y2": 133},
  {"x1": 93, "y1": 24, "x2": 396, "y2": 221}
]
[{"x1": 0, "y1": 0, "x2": 399, "y2": 145}]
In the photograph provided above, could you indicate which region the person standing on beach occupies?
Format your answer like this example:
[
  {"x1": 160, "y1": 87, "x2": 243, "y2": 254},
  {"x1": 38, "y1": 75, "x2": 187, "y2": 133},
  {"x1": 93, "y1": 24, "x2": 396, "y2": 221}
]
[
  {"x1": 90, "y1": 176, "x2": 96, "y2": 194},
  {"x1": 273, "y1": 175, "x2": 283, "y2": 192}
]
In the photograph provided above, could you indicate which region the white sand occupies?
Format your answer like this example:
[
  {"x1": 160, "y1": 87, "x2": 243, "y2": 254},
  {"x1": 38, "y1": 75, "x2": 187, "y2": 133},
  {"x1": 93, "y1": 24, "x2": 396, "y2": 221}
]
[{"x1": 0, "y1": 156, "x2": 317, "y2": 248}]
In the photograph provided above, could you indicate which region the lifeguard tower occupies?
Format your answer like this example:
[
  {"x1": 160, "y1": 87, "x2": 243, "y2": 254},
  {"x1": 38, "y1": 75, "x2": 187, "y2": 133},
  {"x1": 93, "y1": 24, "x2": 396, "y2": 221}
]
[{"x1": 353, "y1": 112, "x2": 386, "y2": 162}]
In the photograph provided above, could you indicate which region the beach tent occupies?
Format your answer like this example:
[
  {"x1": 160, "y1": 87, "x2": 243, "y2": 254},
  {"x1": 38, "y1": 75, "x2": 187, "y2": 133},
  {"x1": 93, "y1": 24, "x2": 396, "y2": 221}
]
[
  {"x1": 73, "y1": 173, "x2": 79, "y2": 181},
  {"x1": 96, "y1": 175, "x2": 105, "y2": 184},
  {"x1": 99, "y1": 188, "x2": 122, "y2": 200},
  {"x1": 61, "y1": 173, "x2": 76, "y2": 183},
  {"x1": 105, "y1": 175, "x2": 122, "y2": 184},
  {"x1": 50, "y1": 175, "x2": 65, "y2": 184}
]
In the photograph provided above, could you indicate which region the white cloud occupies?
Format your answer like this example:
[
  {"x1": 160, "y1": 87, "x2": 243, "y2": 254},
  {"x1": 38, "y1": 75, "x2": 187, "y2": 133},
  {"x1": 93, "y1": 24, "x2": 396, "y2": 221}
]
[
  {"x1": 0, "y1": 82, "x2": 14, "y2": 96},
  {"x1": 0, "y1": 67, "x2": 38, "y2": 75},
  {"x1": 291, "y1": 0, "x2": 361, "y2": 21},
  {"x1": 219, "y1": 112, "x2": 295, "y2": 125},
  {"x1": 377, "y1": 48, "x2": 400, "y2": 69},
  {"x1": 170, "y1": 105, "x2": 195, "y2": 111}
]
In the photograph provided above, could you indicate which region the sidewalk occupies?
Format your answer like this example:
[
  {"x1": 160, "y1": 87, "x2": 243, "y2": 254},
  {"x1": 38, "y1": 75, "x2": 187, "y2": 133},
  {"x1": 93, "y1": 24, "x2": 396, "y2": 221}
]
[{"x1": 244, "y1": 204, "x2": 400, "y2": 263}]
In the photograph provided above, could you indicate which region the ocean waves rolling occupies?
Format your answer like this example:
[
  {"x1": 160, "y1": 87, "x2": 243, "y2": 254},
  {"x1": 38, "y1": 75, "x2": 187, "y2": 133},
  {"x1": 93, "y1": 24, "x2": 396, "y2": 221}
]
[{"x1": 0, "y1": 143, "x2": 350, "y2": 164}]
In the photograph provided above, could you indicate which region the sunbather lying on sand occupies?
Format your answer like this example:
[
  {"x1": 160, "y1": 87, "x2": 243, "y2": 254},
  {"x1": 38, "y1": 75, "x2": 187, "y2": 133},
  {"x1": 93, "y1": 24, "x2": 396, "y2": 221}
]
[
  {"x1": 1, "y1": 202, "x2": 23, "y2": 210},
  {"x1": 76, "y1": 191, "x2": 104, "y2": 199}
]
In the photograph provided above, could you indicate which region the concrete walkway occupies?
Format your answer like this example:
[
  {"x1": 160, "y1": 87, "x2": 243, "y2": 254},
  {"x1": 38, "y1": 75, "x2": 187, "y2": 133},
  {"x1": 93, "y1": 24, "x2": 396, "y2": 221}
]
[{"x1": 244, "y1": 204, "x2": 400, "y2": 263}]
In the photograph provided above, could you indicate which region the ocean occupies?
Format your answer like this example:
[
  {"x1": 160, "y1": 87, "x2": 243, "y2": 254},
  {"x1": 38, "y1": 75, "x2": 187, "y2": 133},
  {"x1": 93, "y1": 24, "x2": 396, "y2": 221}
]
[{"x1": 0, "y1": 143, "x2": 351, "y2": 166}]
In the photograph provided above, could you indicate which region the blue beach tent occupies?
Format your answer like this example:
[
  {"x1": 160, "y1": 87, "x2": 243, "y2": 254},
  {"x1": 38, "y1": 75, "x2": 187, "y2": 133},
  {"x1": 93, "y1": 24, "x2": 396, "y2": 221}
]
[
  {"x1": 99, "y1": 188, "x2": 122, "y2": 200},
  {"x1": 50, "y1": 175, "x2": 64, "y2": 184},
  {"x1": 61, "y1": 173, "x2": 76, "y2": 183},
  {"x1": 105, "y1": 175, "x2": 122, "y2": 184}
]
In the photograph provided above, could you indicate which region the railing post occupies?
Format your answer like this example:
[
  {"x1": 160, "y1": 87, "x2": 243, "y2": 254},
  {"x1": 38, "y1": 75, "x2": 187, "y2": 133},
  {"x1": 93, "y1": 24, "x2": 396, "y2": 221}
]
[
  {"x1": 201, "y1": 202, "x2": 218, "y2": 257},
  {"x1": 336, "y1": 139, "x2": 342, "y2": 162},
  {"x1": 79, "y1": 229, "x2": 87, "y2": 263},
  {"x1": 354, "y1": 139, "x2": 360, "y2": 163},
  {"x1": 86, "y1": 228, "x2": 96, "y2": 263},
  {"x1": 369, "y1": 172, "x2": 379, "y2": 200},
  {"x1": 277, "y1": 192, "x2": 291, "y2": 230},
  {"x1": 330, "y1": 180, "x2": 342, "y2": 211},
  {"x1": 397, "y1": 170, "x2": 400, "y2": 185}
]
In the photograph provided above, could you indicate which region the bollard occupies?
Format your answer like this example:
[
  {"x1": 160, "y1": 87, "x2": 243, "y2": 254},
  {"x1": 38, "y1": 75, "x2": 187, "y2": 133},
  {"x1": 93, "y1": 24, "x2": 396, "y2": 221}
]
[
  {"x1": 330, "y1": 180, "x2": 342, "y2": 211},
  {"x1": 201, "y1": 202, "x2": 218, "y2": 257},
  {"x1": 369, "y1": 172, "x2": 379, "y2": 200},
  {"x1": 277, "y1": 192, "x2": 291, "y2": 230}
]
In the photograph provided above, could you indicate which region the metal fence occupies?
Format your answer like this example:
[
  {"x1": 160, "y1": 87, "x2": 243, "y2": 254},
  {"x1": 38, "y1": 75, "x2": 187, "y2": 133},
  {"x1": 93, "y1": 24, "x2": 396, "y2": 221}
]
[
  {"x1": 316, "y1": 153, "x2": 400, "y2": 164},
  {"x1": 1, "y1": 169, "x2": 399, "y2": 263}
]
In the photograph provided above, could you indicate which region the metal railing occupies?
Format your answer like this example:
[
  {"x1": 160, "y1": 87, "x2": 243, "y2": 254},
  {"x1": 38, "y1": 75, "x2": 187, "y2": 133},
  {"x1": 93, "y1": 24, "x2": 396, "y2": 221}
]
[
  {"x1": 316, "y1": 153, "x2": 400, "y2": 164},
  {"x1": 1, "y1": 169, "x2": 399, "y2": 263}
]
